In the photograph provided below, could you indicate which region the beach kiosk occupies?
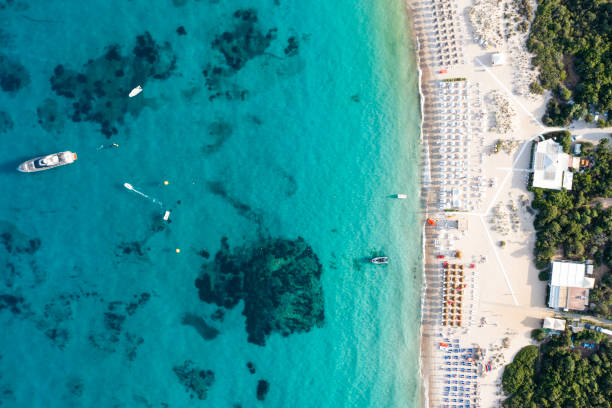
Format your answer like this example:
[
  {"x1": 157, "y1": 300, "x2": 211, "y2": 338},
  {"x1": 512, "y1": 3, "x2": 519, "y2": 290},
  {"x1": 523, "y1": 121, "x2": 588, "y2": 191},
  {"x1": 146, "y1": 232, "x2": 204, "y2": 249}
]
[{"x1": 491, "y1": 53, "x2": 505, "y2": 66}]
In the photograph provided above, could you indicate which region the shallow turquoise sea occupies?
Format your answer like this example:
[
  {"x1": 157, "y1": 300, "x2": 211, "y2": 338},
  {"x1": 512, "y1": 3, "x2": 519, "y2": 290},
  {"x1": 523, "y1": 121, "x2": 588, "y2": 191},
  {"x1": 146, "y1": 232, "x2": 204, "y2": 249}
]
[{"x1": 0, "y1": 0, "x2": 422, "y2": 406}]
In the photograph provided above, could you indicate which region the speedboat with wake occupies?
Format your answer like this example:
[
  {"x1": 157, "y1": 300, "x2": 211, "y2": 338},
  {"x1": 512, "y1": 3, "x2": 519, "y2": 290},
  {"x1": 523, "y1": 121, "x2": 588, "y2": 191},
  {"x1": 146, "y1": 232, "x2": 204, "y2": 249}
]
[
  {"x1": 18, "y1": 151, "x2": 77, "y2": 172},
  {"x1": 371, "y1": 257, "x2": 388, "y2": 264}
]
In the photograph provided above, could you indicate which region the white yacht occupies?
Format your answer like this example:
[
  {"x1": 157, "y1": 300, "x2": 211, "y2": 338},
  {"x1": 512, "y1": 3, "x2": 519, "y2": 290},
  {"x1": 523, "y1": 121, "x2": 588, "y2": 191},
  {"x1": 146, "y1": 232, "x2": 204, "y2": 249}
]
[{"x1": 18, "y1": 151, "x2": 77, "y2": 172}]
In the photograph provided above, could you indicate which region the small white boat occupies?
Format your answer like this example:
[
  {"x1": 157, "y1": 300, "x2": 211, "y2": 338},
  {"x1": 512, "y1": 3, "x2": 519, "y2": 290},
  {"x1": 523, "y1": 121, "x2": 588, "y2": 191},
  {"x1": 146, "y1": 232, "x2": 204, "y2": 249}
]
[
  {"x1": 163, "y1": 210, "x2": 171, "y2": 221},
  {"x1": 371, "y1": 257, "x2": 389, "y2": 264},
  {"x1": 129, "y1": 85, "x2": 143, "y2": 98},
  {"x1": 395, "y1": 194, "x2": 407, "y2": 199},
  {"x1": 18, "y1": 151, "x2": 77, "y2": 172}
]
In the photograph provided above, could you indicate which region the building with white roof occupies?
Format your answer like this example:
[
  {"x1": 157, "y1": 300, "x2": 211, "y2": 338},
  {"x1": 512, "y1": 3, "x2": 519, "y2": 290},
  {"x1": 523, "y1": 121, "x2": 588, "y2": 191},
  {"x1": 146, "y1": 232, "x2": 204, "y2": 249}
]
[
  {"x1": 532, "y1": 139, "x2": 577, "y2": 190},
  {"x1": 542, "y1": 317, "x2": 566, "y2": 331},
  {"x1": 548, "y1": 260, "x2": 595, "y2": 311},
  {"x1": 491, "y1": 53, "x2": 505, "y2": 66}
]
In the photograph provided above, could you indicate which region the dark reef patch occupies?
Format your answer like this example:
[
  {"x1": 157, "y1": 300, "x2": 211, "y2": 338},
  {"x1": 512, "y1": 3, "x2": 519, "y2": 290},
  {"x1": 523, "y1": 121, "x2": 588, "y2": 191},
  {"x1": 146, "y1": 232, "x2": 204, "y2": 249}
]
[
  {"x1": 284, "y1": 36, "x2": 299, "y2": 57},
  {"x1": 246, "y1": 114, "x2": 262, "y2": 125},
  {"x1": 271, "y1": 163, "x2": 297, "y2": 197},
  {"x1": 37, "y1": 293, "x2": 76, "y2": 349},
  {"x1": 124, "y1": 332, "x2": 144, "y2": 361},
  {"x1": 173, "y1": 360, "x2": 215, "y2": 400},
  {"x1": 202, "y1": 9, "x2": 278, "y2": 101},
  {"x1": 0, "y1": 222, "x2": 43, "y2": 288},
  {"x1": 44, "y1": 327, "x2": 70, "y2": 349},
  {"x1": 181, "y1": 313, "x2": 220, "y2": 340},
  {"x1": 210, "y1": 308, "x2": 224, "y2": 321},
  {"x1": 212, "y1": 9, "x2": 277, "y2": 71},
  {"x1": 0, "y1": 232, "x2": 40, "y2": 255},
  {"x1": 127, "y1": 292, "x2": 151, "y2": 315},
  {"x1": 36, "y1": 98, "x2": 65, "y2": 133},
  {"x1": 256, "y1": 380, "x2": 269, "y2": 401},
  {"x1": 0, "y1": 55, "x2": 30, "y2": 93},
  {"x1": 206, "y1": 181, "x2": 263, "y2": 228},
  {"x1": 49, "y1": 32, "x2": 176, "y2": 137},
  {"x1": 66, "y1": 378, "x2": 84, "y2": 397},
  {"x1": 0, "y1": 294, "x2": 24, "y2": 314},
  {"x1": 246, "y1": 361, "x2": 256, "y2": 374},
  {"x1": 202, "y1": 120, "x2": 232, "y2": 154},
  {"x1": 176, "y1": 26, "x2": 187, "y2": 36},
  {"x1": 195, "y1": 236, "x2": 324, "y2": 346},
  {"x1": 88, "y1": 293, "x2": 150, "y2": 356},
  {"x1": 0, "y1": 1, "x2": 28, "y2": 11},
  {"x1": 117, "y1": 241, "x2": 149, "y2": 258},
  {"x1": 0, "y1": 111, "x2": 13, "y2": 133}
]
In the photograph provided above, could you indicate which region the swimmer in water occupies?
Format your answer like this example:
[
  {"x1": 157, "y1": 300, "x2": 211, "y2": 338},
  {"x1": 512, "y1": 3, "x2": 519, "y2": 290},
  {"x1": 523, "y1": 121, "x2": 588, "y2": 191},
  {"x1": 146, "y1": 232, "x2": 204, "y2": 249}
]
[{"x1": 96, "y1": 143, "x2": 119, "y2": 151}]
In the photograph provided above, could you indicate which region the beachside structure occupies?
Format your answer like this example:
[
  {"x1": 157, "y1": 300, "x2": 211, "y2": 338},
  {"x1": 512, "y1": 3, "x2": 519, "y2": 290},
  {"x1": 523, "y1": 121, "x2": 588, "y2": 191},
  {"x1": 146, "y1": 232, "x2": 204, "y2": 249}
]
[
  {"x1": 548, "y1": 260, "x2": 595, "y2": 311},
  {"x1": 532, "y1": 139, "x2": 579, "y2": 190},
  {"x1": 491, "y1": 53, "x2": 505, "y2": 66},
  {"x1": 542, "y1": 317, "x2": 566, "y2": 331}
]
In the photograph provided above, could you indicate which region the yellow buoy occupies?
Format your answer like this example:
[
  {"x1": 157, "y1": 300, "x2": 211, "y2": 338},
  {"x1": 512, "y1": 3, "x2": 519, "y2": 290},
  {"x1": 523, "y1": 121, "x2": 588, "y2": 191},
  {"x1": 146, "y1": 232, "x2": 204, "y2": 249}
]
[
  {"x1": 164, "y1": 180, "x2": 169, "y2": 186},
  {"x1": 175, "y1": 248, "x2": 181, "y2": 253}
]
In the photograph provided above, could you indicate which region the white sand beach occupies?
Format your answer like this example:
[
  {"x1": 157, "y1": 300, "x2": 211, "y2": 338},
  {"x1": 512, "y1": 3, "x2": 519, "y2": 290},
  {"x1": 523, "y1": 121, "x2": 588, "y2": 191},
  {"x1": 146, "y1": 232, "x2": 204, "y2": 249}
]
[{"x1": 407, "y1": 0, "x2": 612, "y2": 405}]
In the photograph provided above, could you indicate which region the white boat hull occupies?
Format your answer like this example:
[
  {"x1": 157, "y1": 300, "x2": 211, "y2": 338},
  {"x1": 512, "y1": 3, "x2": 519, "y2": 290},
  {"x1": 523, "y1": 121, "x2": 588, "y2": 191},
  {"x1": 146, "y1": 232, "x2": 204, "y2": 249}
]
[
  {"x1": 18, "y1": 151, "x2": 77, "y2": 173},
  {"x1": 129, "y1": 85, "x2": 143, "y2": 97}
]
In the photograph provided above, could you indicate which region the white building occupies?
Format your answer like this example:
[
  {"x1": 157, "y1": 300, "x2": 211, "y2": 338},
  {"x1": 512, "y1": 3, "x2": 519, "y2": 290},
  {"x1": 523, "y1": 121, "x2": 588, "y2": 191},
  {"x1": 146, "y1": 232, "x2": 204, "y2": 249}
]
[
  {"x1": 491, "y1": 53, "x2": 505, "y2": 66},
  {"x1": 548, "y1": 260, "x2": 595, "y2": 311},
  {"x1": 543, "y1": 317, "x2": 566, "y2": 331},
  {"x1": 532, "y1": 139, "x2": 577, "y2": 190}
]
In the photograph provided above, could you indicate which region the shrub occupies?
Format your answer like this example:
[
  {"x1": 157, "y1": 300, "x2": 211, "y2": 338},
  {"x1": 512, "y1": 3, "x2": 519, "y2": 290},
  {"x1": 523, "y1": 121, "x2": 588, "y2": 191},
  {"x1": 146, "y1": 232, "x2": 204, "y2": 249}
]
[
  {"x1": 538, "y1": 269, "x2": 550, "y2": 281},
  {"x1": 557, "y1": 85, "x2": 572, "y2": 102},
  {"x1": 529, "y1": 81, "x2": 544, "y2": 95},
  {"x1": 531, "y1": 328, "x2": 546, "y2": 341}
]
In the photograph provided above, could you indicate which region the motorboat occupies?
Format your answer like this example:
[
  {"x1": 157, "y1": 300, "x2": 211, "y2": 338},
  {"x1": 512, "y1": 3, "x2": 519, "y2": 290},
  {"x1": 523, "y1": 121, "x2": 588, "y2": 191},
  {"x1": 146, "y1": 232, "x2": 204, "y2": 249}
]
[
  {"x1": 370, "y1": 257, "x2": 388, "y2": 264},
  {"x1": 129, "y1": 85, "x2": 143, "y2": 97},
  {"x1": 18, "y1": 151, "x2": 77, "y2": 172},
  {"x1": 395, "y1": 194, "x2": 407, "y2": 199}
]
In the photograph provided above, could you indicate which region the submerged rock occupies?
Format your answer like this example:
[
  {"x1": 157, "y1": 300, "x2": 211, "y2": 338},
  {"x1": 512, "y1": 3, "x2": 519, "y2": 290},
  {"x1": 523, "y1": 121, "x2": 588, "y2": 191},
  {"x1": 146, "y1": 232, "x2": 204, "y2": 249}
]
[
  {"x1": 256, "y1": 379, "x2": 269, "y2": 401},
  {"x1": 202, "y1": 120, "x2": 232, "y2": 154},
  {"x1": 181, "y1": 313, "x2": 220, "y2": 340},
  {"x1": 88, "y1": 294, "x2": 150, "y2": 355},
  {"x1": 49, "y1": 32, "x2": 176, "y2": 137},
  {"x1": 212, "y1": 9, "x2": 277, "y2": 71},
  {"x1": 202, "y1": 9, "x2": 277, "y2": 101},
  {"x1": 0, "y1": 294, "x2": 25, "y2": 314},
  {"x1": 0, "y1": 222, "x2": 44, "y2": 288},
  {"x1": 284, "y1": 36, "x2": 299, "y2": 57},
  {"x1": 195, "y1": 236, "x2": 324, "y2": 346},
  {"x1": 36, "y1": 98, "x2": 65, "y2": 133},
  {"x1": 0, "y1": 111, "x2": 13, "y2": 133},
  {"x1": 210, "y1": 308, "x2": 224, "y2": 321},
  {"x1": 0, "y1": 55, "x2": 30, "y2": 93},
  {"x1": 173, "y1": 360, "x2": 215, "y2": 400}
]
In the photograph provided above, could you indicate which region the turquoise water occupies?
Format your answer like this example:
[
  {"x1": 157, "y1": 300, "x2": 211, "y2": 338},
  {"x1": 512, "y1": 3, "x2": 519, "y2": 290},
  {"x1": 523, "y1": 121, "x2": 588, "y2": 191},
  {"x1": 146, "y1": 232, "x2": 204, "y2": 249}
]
[{"x1": 0, "y1": 0, "x2": 422, "y2": 406}]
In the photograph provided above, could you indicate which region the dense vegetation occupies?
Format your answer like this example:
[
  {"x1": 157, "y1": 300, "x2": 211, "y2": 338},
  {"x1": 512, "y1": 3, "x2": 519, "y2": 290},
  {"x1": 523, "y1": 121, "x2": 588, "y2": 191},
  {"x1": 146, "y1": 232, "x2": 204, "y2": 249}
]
[
  {"x1": 531, "y1": 139, "x2": 612, "y2": 269},
  {"x1": 591, "y1": 271, "x2": 612, "y2": 318},
  {"x1": 526, "y1": 0, "x2": 612, "y2": 126},
  {"x1": 503, "y1": 330, "x2": 612, "y2": 407}
]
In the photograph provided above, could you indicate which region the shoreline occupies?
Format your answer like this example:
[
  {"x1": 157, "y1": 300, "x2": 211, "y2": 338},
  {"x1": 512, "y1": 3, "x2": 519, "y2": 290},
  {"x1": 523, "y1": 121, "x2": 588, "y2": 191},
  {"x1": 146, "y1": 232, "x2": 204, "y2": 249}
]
[{"x1": 413, "y1": 24, "x2": 432, "y2": 408}]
